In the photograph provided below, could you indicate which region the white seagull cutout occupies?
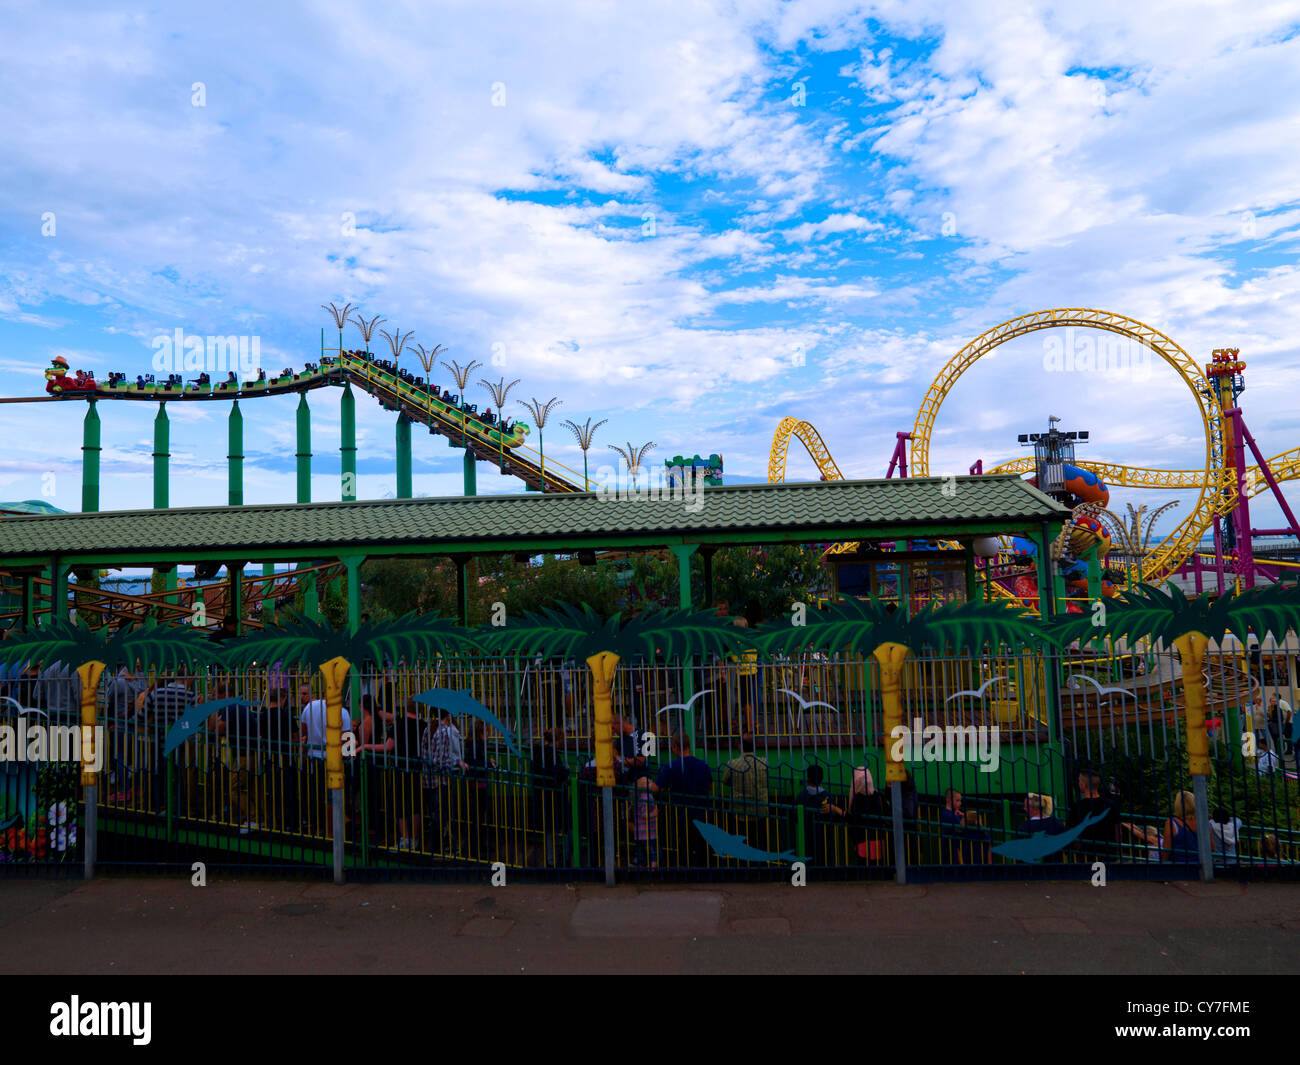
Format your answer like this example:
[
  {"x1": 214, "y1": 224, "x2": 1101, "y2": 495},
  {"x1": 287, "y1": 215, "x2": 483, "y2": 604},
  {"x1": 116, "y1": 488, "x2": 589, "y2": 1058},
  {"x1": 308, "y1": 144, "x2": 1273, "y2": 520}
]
[
  {"x1": 778, "y1": 689, "x2": 840, "y2": 732},
  {"x1": 944, "y1": 676, "x2": 1008, "y2": 704},
  {"x1": 1067, "y1": 674, "x2": 1136, "y2": 699},
  {"x1": 656, "y1": 689, "x2": 715, "y2": 716}
]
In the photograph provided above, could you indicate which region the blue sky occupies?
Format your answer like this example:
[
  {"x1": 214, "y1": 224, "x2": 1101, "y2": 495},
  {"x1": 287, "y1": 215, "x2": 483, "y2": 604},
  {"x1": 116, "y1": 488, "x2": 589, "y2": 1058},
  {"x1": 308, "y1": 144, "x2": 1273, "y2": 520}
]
[{"x1": 2, "y1": 0, "x2": 1299, "y2": 539}]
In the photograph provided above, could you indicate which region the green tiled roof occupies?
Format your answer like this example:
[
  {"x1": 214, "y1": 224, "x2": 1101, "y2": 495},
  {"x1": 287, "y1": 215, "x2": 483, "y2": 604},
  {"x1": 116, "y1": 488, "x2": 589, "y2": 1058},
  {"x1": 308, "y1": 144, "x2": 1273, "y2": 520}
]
[{"x1": 0, "y1": 476, "x2": 1068, "y2": 565}]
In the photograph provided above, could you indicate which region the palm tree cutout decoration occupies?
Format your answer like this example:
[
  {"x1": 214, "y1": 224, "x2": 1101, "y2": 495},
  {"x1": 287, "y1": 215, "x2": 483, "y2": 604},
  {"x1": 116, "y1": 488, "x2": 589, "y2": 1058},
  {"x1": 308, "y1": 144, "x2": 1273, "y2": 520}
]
[
  {"x1": 0, "y1": 619, "x2": 225, "y2": 789},
  {"x1": 378, "y1": 326, "x2": 415, "y2": 377},
  {"x1": 479, "y1": 603, "x2": 749, "y2": 786},
  {"x1": 563, "y1": 416, "x2": 608, "y2": 491},
  {"x1": 518, "y1": 396, "x2": 562, "y2": 492},
  {"x1": 756, "y1": 597, "x2": 1048, "y2": 784},
  {"x1": 480, "y1": 376, "x2": 521, "y2": 468},
  {"x1": 413, "y1": 342, "x2": 448, "y2": 382},
  {"x1": 321, "y1": 301, "x2": 356, "y2": 356},
  {"x1": 350, "y1": 313, "x2": 386, "y2": 355},
  {"x1": 441, "y1": 358, "x2": 484, "y2": 450},
  {"x1": 1048, "y1": 582, "x2": 1300, "y2": 777},
  {"x1": 223, "y1": 612, "x2": 481, "y2": 791},
  {"x1": 609, "y1": 441, "x2": 656, "y2": 491}
]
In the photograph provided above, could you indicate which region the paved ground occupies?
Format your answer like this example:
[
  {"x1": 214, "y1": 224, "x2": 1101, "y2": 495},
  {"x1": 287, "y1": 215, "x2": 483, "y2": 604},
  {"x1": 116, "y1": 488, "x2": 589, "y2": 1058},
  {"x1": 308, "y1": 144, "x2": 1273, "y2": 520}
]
[{"x1": 2, "y1": 875, "x2": 1298, "y2": 974}]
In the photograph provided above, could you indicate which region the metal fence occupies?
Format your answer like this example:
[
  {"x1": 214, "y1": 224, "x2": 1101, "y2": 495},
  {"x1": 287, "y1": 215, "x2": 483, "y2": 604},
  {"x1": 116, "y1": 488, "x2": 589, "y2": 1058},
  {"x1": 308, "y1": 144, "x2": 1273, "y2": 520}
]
[{"x1": 1, "y1": 643, "x2": 1297, "y2": 880}]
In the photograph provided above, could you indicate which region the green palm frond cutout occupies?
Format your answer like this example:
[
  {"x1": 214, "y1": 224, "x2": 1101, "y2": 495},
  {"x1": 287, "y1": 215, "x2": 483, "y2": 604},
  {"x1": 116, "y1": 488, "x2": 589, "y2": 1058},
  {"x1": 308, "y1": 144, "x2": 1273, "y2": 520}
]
[
  {"x1": 755, "y1": 596, "x2": 1047, "y2": 655},
  {"x1": 222, "y1": 612, "x2": 480, "y2": 669},
  {"x1": 1051, "y1": 582, "x2": 1300, "y2": 647},
  {"x1": 478, "y1": 603, "x2": 751, "y2": 662},
  {"x1": 0, "y1": 618, "x2": 226, "y2": 672},
  {"x1": 1217, "y1": 582, "x2": 1300, "y2": 644},
  {"x1": 914, "y1": 600, "x2": 1052, "y2": 653}
]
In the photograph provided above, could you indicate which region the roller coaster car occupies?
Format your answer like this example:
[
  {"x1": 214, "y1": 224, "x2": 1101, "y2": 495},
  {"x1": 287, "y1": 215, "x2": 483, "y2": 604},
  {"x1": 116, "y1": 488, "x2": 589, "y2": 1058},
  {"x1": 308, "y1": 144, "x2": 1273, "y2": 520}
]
[
  {"x1": 215, "y1": 371, "x2": 238, "y2": 391},
  {"x1": 43, "y1": 355, "x2": 98, "y2": 394},
  {"x1": 187, "y1": 372, "x2": 212, "y2": 392}
]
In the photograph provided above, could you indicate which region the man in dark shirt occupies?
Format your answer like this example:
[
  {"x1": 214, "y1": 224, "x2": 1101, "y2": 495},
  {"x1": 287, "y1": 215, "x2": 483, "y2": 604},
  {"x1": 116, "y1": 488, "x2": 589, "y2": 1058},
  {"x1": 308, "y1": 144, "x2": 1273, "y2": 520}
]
[
  {"x1": 653, "y1": 731, "x2": 712, "y2": 867},
  {"x1": 614, "y1": 714, "x2": 645, "y2": 783},
  {"x1": 1019, "y1": 793, "x2": 1066, "y2": 836},
  {"x1": 1069, "y1": 770, "x2": 1119, "y2": 856}
]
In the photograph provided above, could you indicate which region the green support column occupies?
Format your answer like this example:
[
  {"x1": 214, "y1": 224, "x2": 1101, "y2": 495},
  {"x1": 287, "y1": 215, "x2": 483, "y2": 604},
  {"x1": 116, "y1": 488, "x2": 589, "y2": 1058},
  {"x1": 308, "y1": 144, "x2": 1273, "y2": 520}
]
[
  {"x1": 296, "y1": 393, "x2": 319, "y2": 620},
  {"x1": 261, "y1": 563, "x2": 275, "y2": 624},
  {"x1": 51, "y1": 563, "x2": 69, "y2": 621},
  {"x1": 670, "y1": 543, "x2": 697, "y2": 609},
  {"x1": 463, "y1": 447, "x2": 477, "y2": 497},
  {"x1": 228, "y1": 401, "x2": 244, "y2": 507},
  {"x1": 340, "y1": 383, "x2": 356, "y2": 501},
  {"x1": 1034, "y1": 531, "x2": 1053, "y2": 620},
  {"x1": 296, "y1": 393, "x2": 312, "y2": 504},
  {"x1": 963, "y1": 543, "x2": 977, "y2": 603},
  {"x1": 1085, "y1": 545, "x2": 1102, "y2": 603},
  {"x1": 81, "y1": 400, "x2": 100, "y2": 513},
  {"x1": 302, "y1": 569, "x2": 320, "y2": 621},
  {"x1": 669, "y1": 544, "x2": 699, "y2": 737},
  {"x1": 153, "y1": 404, "x2": 177, "y2": 601},
  {"x1": 40, "y1": 564, "x2": 52, "y2": 627},
  {"x1": 153, "y1": 403, "x2": 170, "y2": 508},
  {"x1": 230, "y1": 566, "x2": 244, "y2": 636},
  {"x1": 396, "y1": 414, "x2": 412, "y2": 498},
  {"x1": 455, "y1": 558, "x2": 469, "y2": 626}
]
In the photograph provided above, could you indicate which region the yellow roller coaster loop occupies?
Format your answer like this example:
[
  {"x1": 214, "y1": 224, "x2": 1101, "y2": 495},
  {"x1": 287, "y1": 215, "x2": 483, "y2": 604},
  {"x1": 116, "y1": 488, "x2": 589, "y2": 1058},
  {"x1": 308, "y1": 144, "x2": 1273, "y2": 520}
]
[
  {"x1": 767, "y1": 308, "x2": 1295, "y2": 591},
  {"x1": 908, "y1": 308, "x2": 1230, "y2": 586}
]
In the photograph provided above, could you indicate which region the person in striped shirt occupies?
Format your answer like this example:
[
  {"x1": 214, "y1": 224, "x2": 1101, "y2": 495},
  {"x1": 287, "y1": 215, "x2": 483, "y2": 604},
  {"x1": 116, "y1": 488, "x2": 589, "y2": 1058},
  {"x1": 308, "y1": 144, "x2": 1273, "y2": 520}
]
[{"x1": 139, "y1": 673, "x2": 196, "y2": 812}]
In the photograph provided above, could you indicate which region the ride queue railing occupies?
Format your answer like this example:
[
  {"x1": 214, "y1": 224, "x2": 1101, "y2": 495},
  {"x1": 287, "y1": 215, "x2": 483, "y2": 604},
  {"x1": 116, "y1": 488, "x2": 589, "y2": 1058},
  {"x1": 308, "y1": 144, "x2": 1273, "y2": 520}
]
[{"x1": 0, "y1": 644, "x2": 1296, "y2": 879}]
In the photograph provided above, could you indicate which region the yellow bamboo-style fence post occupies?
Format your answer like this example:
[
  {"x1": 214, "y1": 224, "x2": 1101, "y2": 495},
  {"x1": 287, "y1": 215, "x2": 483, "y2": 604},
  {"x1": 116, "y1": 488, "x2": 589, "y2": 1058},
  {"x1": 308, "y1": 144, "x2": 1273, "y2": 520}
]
[
  {"x1": 76, "y1": 660, "x2": 106, "y2": 879},
  {"x1": 1172, "y1": 631, "x2": 1214, "y2": 880},
  {"x1": 874, "y1": 641, "x2": 910, "y2": 884},
  {"x1": 587, "y1": 650, "x2": 619, "y2": 886},
  {"x1": 321, "y1": 654, "x2": 352, "y2": 883}
]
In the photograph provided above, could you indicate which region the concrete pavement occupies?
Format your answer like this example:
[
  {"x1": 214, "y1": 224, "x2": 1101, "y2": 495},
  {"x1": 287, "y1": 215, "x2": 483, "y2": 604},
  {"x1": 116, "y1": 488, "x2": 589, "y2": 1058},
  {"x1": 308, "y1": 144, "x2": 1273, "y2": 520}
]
[{"x1": 2, "y1": 876, "x2": 1298, "y2": 974}]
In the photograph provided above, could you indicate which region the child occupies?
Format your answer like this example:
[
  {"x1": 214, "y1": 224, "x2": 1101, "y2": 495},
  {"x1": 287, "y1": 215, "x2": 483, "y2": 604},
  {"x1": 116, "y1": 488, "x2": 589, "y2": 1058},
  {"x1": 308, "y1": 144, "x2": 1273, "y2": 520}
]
[{"x1": 631, "y1": 776, "x2": 658, "y2": 869}]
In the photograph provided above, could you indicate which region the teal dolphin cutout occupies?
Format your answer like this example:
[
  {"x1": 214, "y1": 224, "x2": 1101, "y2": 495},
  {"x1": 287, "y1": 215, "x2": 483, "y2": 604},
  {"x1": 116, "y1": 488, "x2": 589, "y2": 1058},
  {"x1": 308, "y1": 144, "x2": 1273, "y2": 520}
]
[
  {"x1": 163, "y1": 698, "x2": 254, "y2": 757},
  {"x1": 413, "y1": 688, "x2": 520, "y2": 758},
  {"x1": 693, "y1": 819, "x2": 806, "y2": 864},
  {"x1": 990, "y1": 810, "x2": 1110, "y2": 863}
]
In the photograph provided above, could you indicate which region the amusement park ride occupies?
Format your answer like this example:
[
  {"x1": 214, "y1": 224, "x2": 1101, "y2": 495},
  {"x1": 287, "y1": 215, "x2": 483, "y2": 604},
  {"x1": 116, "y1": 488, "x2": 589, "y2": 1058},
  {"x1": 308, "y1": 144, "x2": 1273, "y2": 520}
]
[
  {"x1": 3, "y1": 306, "x2": 1298, "y2": 626},
  {"x1": 768, "y1": 308, "x2": 1300, "y2": 612}
]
